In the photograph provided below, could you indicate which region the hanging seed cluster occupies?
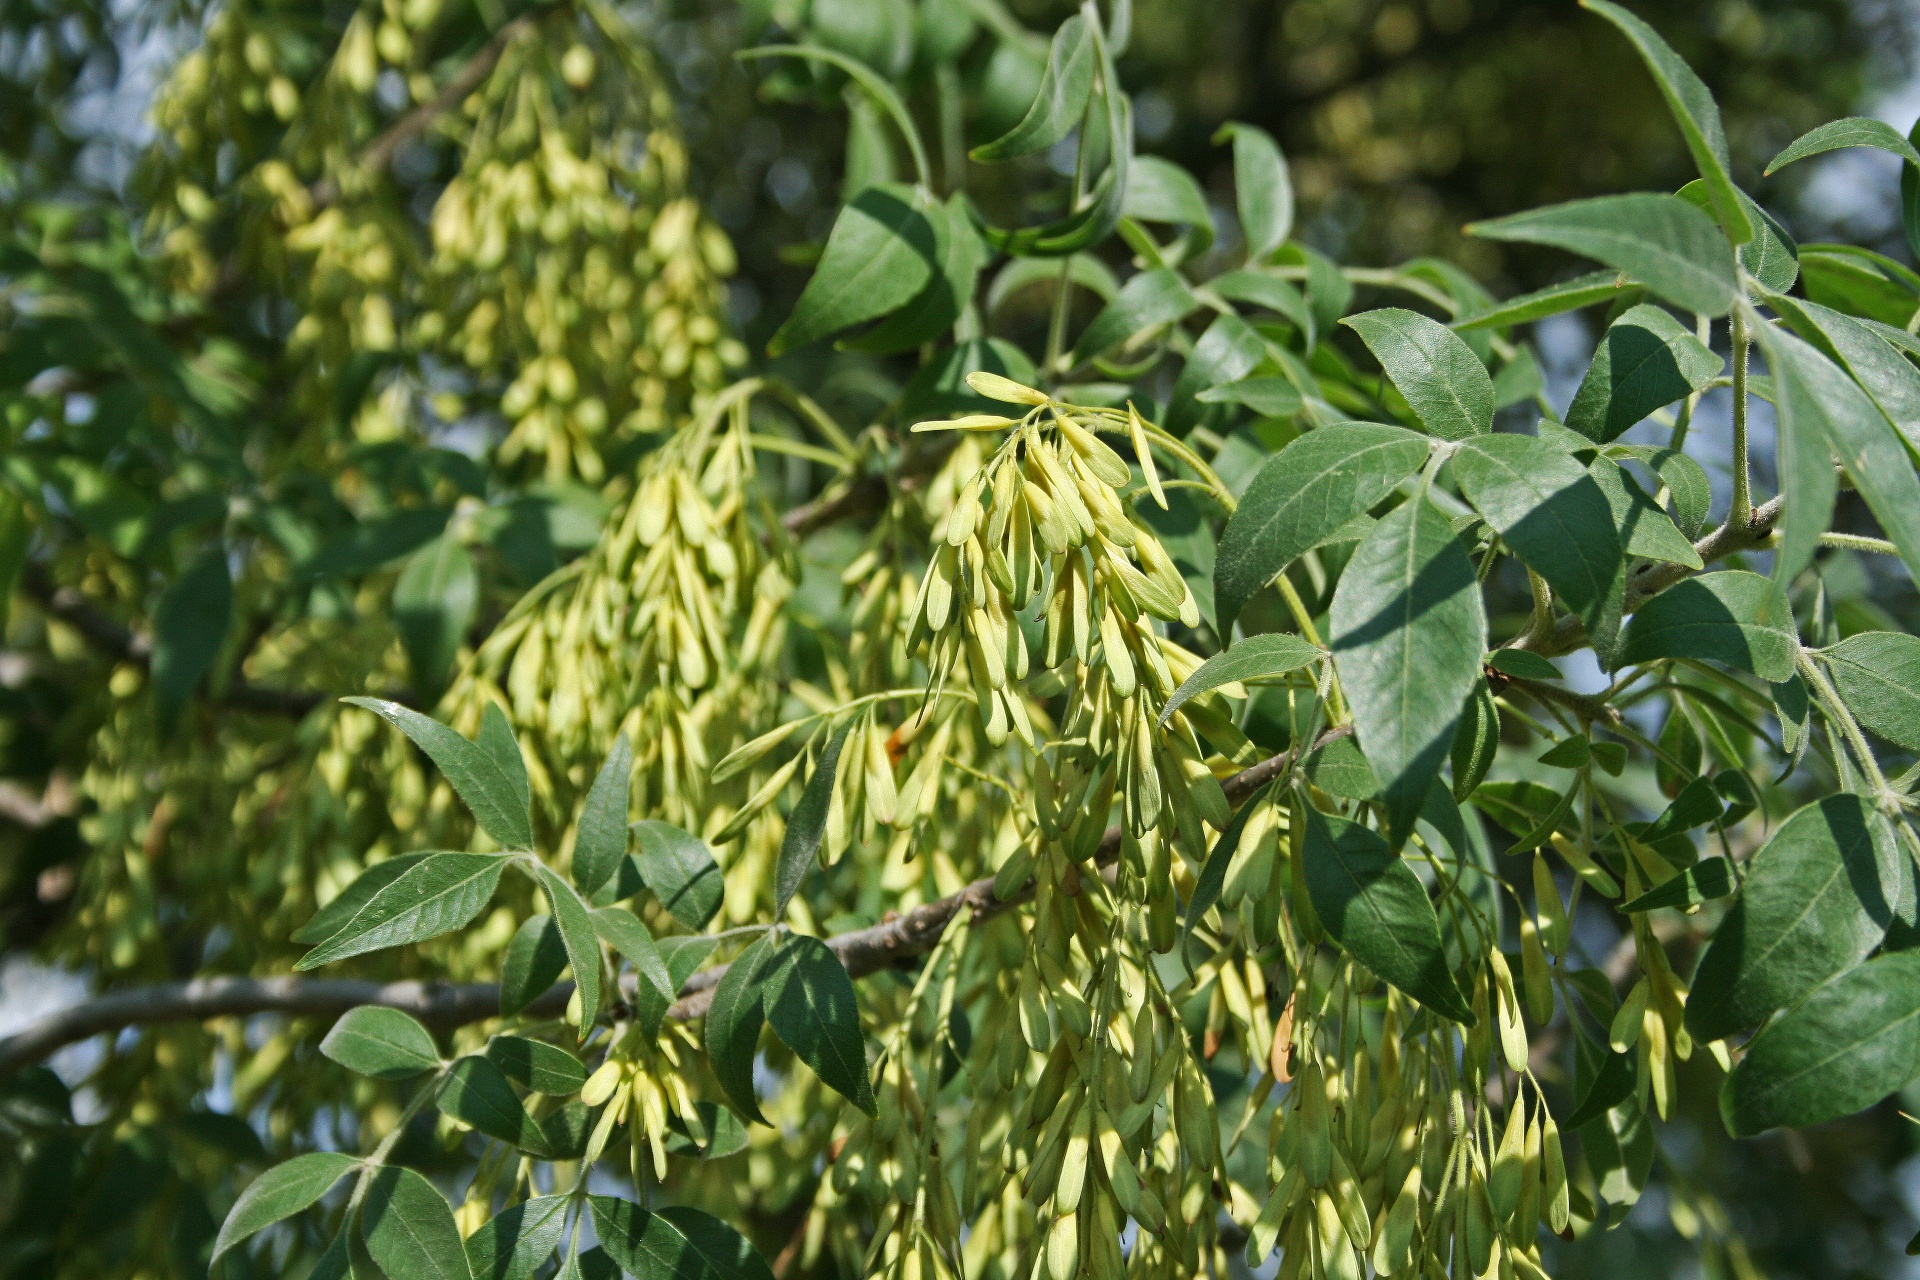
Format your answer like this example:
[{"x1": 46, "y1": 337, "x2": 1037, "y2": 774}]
[
  {"x1": 446, "y1": 383, "x2": 783, "y2": 840},
  {"x1": 425, "y1": 24, "x2": 744, "y2": 481}
]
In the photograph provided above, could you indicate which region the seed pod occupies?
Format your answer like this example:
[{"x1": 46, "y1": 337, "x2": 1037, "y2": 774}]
[
  {"x1": 1465, "y1": 1165, "x2": 1496, "y2": 1277},
  {"x1": 1371, "y1": 1165, "x2": 1422, "y2": 1276},
  {"x1": 1174, "y1": 1058, "x2": 1217, "y2": 1166},
  {"x1": 1298, "y1": 1062, "x2": 1333, "y2": 1188},
  {"x1": 1317, "y1": 1190, "x2": 1364, "y2": 1280},
  {"x1": 1531, "y1": 853, "x2": 1569, "y2": 955},
  {"x1": 1549, "y1": 832, "x2": 1621, "y2": 899},
  {"x1": 948, "y1": 476, "x2": 983, "y2": 546},
  {"x1": 1246, "y1": 1166, "x2": 1296, "y2": 1263},
  {"x1": 1488, "y1": 1099, "x2": 1526, "y2": 1225},
  {"x1": 1127, "y1": 403, "x2": 1167, "y2": 509},
  {"x1": 1509, "y1": 1110, "x2": 1542, "y2": 1246},
  {"x1": 1056, "y1": 1100, "x2": 1093, "y2": 1213},
  {"x1": 1329, "y1": 1145, "x2": 1373, "y2": 1250},
  {"x1": 1518, "y1": 914, "x2": 1555, "y2": 1026},
  {"x1": 1610, "y1": 978, "x2": 1650, "y2": 1054},
  {"x1": 1045, "y1": 1212, "x2": 1079, "y2": 1280},
  {"x1": 1540, "y1": 1114, "x2": 1569, "y2": 1234},
  {"x1": 1489, "y1": 951, "x2": 1528, "y2": 1074},
  {"x1": 966, "y1": 371, "x2": 1049, "y2": 404}
]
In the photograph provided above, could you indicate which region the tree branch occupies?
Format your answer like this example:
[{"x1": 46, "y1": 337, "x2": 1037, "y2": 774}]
[{"x1": 0, "y1": 730, "x2": 1347, "y2": 1077}]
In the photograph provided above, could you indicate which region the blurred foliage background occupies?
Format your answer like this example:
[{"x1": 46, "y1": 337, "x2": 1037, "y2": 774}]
[{"x1": 2, "y1": 1, "x2": 1919, "y2": 1279}]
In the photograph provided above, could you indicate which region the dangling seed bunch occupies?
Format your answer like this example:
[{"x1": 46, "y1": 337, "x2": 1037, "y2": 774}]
[
  {"x1": 907, "y1": 374, "x2": 1204, "y2": 752},
  {"x1": 445, "y1": 380, "x2": 785, "y2": 840}
]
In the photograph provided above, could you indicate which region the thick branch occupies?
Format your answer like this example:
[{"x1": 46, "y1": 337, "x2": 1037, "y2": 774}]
[
  {"x1": 0, "y1": 732, "x2": 1345, "y2": 1076},
  {"x1": 310, "y1": 16, "x2": 538, "y2": 209}
]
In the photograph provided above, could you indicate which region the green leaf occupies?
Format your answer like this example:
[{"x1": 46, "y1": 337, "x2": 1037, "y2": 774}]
[
  {"x1": 1160, "y1": 634, "x2": 1321, "y2": 727},
  {"x1": 439, "y1": 1055, "x2": 554, "y2": 1156},
  {"x1": 1208, "y1": 269, "x2": 1314, "y2": 332},
  {"x1": 767, "y1": 184, "x2": 938, "y2": 356},
  {"x1": 975, "y1": 27, "x2": 1132, "y2": 260},
  {"x1": 1453, "y1": 433, "x2": 1624, "y2": 664},
  {"x1": 1645, "y1": 776, "x2": 1726, "y2": 840},
  {"x1": 1450, "y1": 680, "x2": 1500, "y2": 801},
  {"x1": 1608, "y1": 443, "x2": 1712, "y2": 538},
  {"x1": 631, "y1": 821, "x2": 725, "y2": 930},
  {"x1": 1167, "y1": 313, "x2": 1266, "y2": 433},
  {"x1": 969, "y1": 13, "x2": 1095, "y2": 162},
  {"x1": 591, "y1": 905, "x2": 677, "y2": 1005},
  {"x1": 343, "y1": 698, "x2": 534, "y2": 850},
  {"x1": 1306, "y1": 734, "x2": 1380, "y2": 801},
  {"x1": 1566, "y1": 1030, "x2": 1637, "y2": 1130},
  {"x1": 1677, "y1": 181, "x2": 1799, "y2": 293},
  {"x1": 294, "y1": 854, "x2": 431, "y2": 945},
  {"x1": 1799, "y1": 244, "x2": 1920, "y2": 328},
  {"x1": 589, "y1": 1199, "x2": 775, "y2": 1280},
  {"x1": 844, "y1": 196, "x2": 984, "y2": 355},
  {"x1": 1342, "y1": 308, "x2": 1493, "y2": 441},
  {"x1": 1565, "y1": 304, "x2": 1721, "y2": 443},
  {"x1": 775, "y1": 719, "x2": 856, "y2": 919},
  {"x1": 1764, "y1": 117, "x2": 1920, "y2": 176},
  {"x1": 1212, "y1": 422, "x2": 1430, "y2": 633},
  {"x1": 1330, "y1": 494, "x2": 1488, "y2": 849},
  {"x1": 394, "y1": 535, "x2": 478, "y2": 702},
  {"x1": 362, "y1": 1165, "x2": 473, "y2": 1280},
  {"x1": 1721, "y1": 951, "x2": 1920, "y2": 1136},
  {"x1": 1071, "y1": 267, "x2": 1199, "y2": 364},
  {"x1": 1181, "y1": 784, "x2": 1274, "y2": 966},
  {"x1": 151, "y1": 543, "x2": 233, "y2": 732},
  {"x1": 476, "y1": 704, "x2": 531, "y2": 833},
  {"x1": 1581, "y1": 0, "x2": 1752, "y2": 244},
  {"x1": 737, "y1": 46, "x2": 928, "y2": 186},
  {"x1": 664, "y1": 1101, "x2": 752, "y2": 1160},
  {"x1": 1451, "y1": 270, "x2": 1636, "y2": 332},
  {"x1": 765, "y1": 934, "x2": 875, "y2": 1114},
  {"x1": 574, "y1": 735, "x2": 632, "y2": 896},
  {"x1": 1826, "y1": 632, "x2": 1920, "y2": 752},
  {"x1": 538, "y1": 1101, "x2": 592, "y2": 1160},
  {"x1": 1195, "y1": 377, "x2": 1303, "y2": 417},
  {"x1": 320, "y1": 1007, "x2": 440, "y2": 1080},
  {"x1": 1686, "y1": 795, "x2": 1903, "y2": 1043},
  {"x1": 483, "y1": 1037, "x2": 587, "y2": 1095},
  {"x1": 466, "y1": 1196, "x2": 568, "y2": 1280},
  {"x1": 1215, "y1": 121, "x2": 1292, "y2": 261},
  {"x1": 294, "y1": 853, "x2": 506, "y2": 970},
  {"x1": 500, "y1": 914, "x2": 568, "y2": 1018},
  {"x1": 1486, "y1": 649, "x2": 1560, "y2": 681},
  {"x1": 704, "y1": 932, "x2": 781, "y2": 1125},
  {"x1": 1768, "y1": 291, "x2": 1920, "y2": 451},
  {"x1": 1587, "y1": 458, "x2": 1702, "y2": 569},
  {"x1": 638, "y1": 935, "x2": 718, "y2": 1040},
  {"x1": 1618, "y1": 572, "x2": 1796, "y2": 683},
  {"x1": 1467, "y1": 194, "x2": 1738, "y2": 317},
  {"x1": 1123, "y1": 156, "x2": 1214, "y2": 256},
  {"x1": 1619, "y1": 858, "x2": 1736, "y2": 913},
  {"x1": 1581, "y1": 1095, "x2": 1654, "y2": 1210},
  {"x1": 1301, "y1": 808, "x2": 1474, "y2": 1023},
  {"x1": 1753, "y1": 319, "x2": 1920, "y2": 585},
  {"x1": 211, "y1": 1152, "x2": 358, "y2": 1262},
  {"x1": 533, "y1": 862, "x2": 602, "y2": 1038}
]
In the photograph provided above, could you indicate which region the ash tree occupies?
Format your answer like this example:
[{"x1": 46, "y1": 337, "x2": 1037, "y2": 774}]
[{"x1": 4, "y1": 2, "x2": 1920, "y2": 1279}]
